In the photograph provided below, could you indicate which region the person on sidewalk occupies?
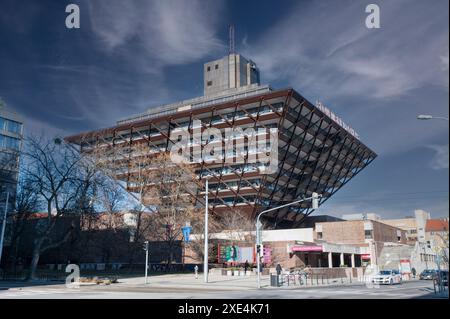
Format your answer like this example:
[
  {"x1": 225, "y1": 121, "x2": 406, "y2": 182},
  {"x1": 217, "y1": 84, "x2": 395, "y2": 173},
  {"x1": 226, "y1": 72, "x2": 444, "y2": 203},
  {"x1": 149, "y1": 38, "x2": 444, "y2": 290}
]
[
  {"x1": 276, "y1": 263, "x2": 282, "y2": 276},
  {"x1": 244, "y1": 260, "x2": 249, "y2": 273}
]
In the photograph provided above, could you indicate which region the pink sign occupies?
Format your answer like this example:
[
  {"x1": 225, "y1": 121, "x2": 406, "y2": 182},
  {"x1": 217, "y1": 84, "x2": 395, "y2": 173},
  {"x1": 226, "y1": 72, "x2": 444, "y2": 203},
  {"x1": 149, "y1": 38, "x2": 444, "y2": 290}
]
[
  {"x1": 291, "y1": 245, "x2": 323, "y2": 252},
  {"x1": 263, "y1": 246, "x2": 272, "y2": 263}
]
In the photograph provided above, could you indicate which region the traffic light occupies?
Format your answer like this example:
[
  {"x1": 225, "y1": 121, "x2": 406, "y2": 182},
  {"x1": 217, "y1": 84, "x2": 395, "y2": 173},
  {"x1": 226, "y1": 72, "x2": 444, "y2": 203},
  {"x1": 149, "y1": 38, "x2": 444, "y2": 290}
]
[
  {"x1": 255, "y1": 244, "x2": 261, "y2": 255},
  {"x1": 255, "y1": 244, "x2": 264, "y2": 256},
  {"x1": 143, "y1": 241, "x2": 149, "y2": 251},
  {"x1": 312, "y1": 192, "x2": 320, "y2": 209}
]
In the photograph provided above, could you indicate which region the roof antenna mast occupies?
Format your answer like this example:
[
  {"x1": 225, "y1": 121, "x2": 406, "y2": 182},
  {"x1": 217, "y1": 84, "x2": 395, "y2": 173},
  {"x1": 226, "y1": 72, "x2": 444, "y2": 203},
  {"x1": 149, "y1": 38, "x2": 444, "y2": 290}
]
[{"x1": 229, "y1": 24, "x2": 235, "y2": 54}]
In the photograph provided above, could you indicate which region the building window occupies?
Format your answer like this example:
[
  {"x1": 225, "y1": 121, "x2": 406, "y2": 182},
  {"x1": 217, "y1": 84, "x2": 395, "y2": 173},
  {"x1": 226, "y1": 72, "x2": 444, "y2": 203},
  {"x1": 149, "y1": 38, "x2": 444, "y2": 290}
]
[
  {"x1": 7, "y1": 120, "x2": 22, "y2": 134},
  {"x1": 207, "y1": 81, "x2": 213, "y2": 86},
  {"x1": 0, "y1": 118, "x2": 22, "y2": 135},
  {"x1": 207, "y1": 66, "x2": 211, "y2": 72},
  {"x1": 317, "y1": 232, "x2": 323, "y2": 239},
  {"x1": 364, "y1": 230, "x2": 373, "y2": 239},
  {"x1": 215, "y1": 64, "x2": 219, "y2": 70},
  {"x1": 0, "y1": 135, "x2": 20, "y2": 150}
]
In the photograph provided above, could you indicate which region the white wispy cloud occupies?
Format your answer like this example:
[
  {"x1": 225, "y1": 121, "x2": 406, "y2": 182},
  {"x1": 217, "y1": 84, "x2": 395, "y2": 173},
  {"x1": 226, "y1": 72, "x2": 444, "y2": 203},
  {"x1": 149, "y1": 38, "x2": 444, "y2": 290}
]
[
  {"x1": 246, "y1": 0, "x2": 449, "y2": 98},
  {"x1": 427, "y1": 144, "x2": 449, "y2": 170},
  {"x1": 320, "y1": 193, "x2": 449, "y2": 219},
  {"x1": 243, "y1": 0, "x2": 449, "y2": 158},
  {"x1": 86, "y1": 0, "x2": 225, "y2": 69}
]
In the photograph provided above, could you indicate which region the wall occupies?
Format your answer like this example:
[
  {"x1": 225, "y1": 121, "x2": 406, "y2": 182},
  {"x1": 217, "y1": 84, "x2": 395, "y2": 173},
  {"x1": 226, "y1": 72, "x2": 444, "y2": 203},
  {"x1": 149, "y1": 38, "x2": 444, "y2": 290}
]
[
  {"x1": 372, "y1": 220, "x2": 407, "y2": 244},
  {"x1": 317, "y1": 220, "x2": 407, "y2": 245},
  {"x1": 380, "y1": 218, "x2": 417, "y2": 243},
  {"x1": 317, "y1": 221, "x2": 365, "y2": 244}
]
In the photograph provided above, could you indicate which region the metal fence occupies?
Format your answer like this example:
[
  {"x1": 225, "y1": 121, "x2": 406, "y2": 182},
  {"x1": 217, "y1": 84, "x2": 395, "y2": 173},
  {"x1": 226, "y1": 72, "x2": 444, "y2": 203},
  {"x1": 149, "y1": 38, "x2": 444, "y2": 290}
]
[
  {"x1": 0, "y1": 263, "x2": 201, "y2": 282},
  {"x1": 270, "y1": 273, "x2": 353, "y2": 287}
]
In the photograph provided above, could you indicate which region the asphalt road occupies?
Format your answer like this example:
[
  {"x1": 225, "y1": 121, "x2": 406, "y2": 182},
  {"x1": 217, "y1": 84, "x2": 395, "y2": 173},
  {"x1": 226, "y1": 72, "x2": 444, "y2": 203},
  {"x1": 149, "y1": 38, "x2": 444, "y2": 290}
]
[{"x1": 0, "y1": 279, "x2": 445, "y2": 299}]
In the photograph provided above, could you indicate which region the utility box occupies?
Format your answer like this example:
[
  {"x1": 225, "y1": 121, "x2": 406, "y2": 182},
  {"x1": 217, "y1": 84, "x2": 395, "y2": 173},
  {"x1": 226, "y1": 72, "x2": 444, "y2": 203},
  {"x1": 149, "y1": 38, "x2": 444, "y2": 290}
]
[{"x1": 270, "y1": 274, "x2": 281, "y2": 287}]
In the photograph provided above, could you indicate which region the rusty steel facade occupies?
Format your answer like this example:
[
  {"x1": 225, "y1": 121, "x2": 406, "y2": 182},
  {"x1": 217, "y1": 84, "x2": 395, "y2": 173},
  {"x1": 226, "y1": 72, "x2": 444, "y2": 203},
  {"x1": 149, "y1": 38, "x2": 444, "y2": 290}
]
[{"x1": 65, "y1": 88, "x2": 376, "y2": 228}]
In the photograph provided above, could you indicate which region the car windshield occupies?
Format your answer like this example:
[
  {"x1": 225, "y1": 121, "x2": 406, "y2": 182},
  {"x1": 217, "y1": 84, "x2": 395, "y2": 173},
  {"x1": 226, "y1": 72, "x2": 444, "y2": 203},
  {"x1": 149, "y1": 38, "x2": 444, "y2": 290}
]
[{"x1": 379, "y1": 271, "x2": 392, "y2": 275}]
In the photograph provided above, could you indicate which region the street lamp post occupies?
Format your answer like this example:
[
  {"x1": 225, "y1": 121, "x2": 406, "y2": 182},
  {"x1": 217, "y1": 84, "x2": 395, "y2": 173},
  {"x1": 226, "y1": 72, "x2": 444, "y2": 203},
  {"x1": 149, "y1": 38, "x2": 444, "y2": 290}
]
[
  {"x1": 204, "y1": 178, "x2": 209, "y2": 283},
  {"x1": 255, "y1": 192, "x2": 321, "y2": 289},
  {"x1": 0, "y1": 192, "x2": 9, "y2": 265}
]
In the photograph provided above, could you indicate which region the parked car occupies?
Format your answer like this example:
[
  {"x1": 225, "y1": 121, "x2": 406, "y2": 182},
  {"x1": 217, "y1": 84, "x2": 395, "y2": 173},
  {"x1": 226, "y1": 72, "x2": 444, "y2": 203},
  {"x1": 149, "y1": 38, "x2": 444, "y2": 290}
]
[
  {"x1": 419, "y1": 269, "x2": 438, "y2": 280},
  {"x1": 372, "y1": 269, "x2": 402, "y2": 285}
]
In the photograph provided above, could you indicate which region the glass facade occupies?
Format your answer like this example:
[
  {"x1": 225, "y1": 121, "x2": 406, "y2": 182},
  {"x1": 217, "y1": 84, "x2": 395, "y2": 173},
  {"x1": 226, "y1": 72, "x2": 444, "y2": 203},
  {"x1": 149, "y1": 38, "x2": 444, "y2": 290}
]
[
  {"x1": 0, "y1": 116, "x2": 23, "y2": 135},
  {"x1": 0, "y1": 135, "x2": 21, "y2": 150},
  {"x1": 0, "y1": 111, "x2": 23, "y2": 214}
]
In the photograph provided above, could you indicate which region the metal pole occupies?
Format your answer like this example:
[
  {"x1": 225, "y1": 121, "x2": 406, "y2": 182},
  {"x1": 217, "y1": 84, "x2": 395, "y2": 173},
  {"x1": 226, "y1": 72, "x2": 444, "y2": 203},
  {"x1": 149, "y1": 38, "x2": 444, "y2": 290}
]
[
  {"x1": 204, "y1": 179, "x2": 208, "y2": 283},
  {"x1": 423, "y1": 244, "x2": 428, "y2": 270},
  {"x1": 0, "y1": 192, "x2": 9, "y2": 265},
  {"x1": 255, "y1": 194, "x2": 322, "y2": 289},
  {"x1": 256, "y1": 219, "x2": 261, "y2": 289},
  {"x1": 144, "y1": 241, "x2": 149, "y2": 284}
]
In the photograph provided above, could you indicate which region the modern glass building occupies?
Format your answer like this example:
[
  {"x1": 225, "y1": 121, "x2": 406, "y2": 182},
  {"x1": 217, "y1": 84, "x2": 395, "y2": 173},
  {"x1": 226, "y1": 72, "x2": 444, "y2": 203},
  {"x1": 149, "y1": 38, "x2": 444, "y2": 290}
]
[
  {"x1": 65, "y1": 54, "x2": 376, "y2": 228},
  {"x1": 0, "y1": 102, "x2": 23, "y2": 213}
]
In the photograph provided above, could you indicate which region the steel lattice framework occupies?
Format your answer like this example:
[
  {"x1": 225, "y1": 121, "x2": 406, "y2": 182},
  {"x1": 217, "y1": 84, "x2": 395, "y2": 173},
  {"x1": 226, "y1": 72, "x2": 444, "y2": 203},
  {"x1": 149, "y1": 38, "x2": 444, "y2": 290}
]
[{"x1": 65, "y1": 88, "x2": 376, "y2": 228}]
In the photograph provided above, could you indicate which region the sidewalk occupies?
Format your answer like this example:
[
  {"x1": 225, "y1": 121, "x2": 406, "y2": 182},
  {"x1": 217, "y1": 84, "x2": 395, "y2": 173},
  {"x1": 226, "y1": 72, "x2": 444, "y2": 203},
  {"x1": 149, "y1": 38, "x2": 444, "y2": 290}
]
[{"x1": 116, "y1": 273, "x2": 367, "y2": 291}]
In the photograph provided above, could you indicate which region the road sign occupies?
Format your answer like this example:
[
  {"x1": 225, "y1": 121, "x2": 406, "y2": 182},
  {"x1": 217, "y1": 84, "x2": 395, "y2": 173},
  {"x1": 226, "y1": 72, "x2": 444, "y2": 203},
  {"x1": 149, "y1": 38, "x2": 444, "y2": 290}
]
[{"x1": 182, "y1": 226, "x2": 192, "y2": 243}]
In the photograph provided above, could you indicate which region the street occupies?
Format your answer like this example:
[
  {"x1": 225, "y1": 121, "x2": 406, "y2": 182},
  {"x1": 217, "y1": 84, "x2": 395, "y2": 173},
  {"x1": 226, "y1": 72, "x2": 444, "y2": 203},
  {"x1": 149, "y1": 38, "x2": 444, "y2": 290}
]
[{"x1": 0, "y1": 277, "x2": 445, "y2": 299}]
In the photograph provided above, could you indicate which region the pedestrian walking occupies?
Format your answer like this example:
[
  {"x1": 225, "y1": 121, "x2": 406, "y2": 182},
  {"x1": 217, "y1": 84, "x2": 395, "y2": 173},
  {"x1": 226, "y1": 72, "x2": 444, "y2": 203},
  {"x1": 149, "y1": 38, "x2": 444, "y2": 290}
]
[
  {"x1": 244, "y1": 260, "x2": 249, "y2": 273},
  {"x1": 276, "y1": 263, "x2": 282, "y2": 276}
]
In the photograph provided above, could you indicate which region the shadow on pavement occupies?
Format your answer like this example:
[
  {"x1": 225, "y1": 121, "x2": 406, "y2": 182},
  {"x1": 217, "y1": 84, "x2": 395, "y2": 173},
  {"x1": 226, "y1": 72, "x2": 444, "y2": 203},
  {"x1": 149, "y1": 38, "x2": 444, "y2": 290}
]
[{"x1": 0, "y1": 280, "x2": 65, "y2": 290}]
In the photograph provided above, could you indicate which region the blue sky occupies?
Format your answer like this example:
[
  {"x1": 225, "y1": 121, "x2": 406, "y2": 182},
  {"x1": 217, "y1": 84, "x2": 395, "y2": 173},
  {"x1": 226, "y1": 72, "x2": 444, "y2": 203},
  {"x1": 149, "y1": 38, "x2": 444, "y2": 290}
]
[{"x1": 0, "y1": 0, "x2": 448, "y2": 219}]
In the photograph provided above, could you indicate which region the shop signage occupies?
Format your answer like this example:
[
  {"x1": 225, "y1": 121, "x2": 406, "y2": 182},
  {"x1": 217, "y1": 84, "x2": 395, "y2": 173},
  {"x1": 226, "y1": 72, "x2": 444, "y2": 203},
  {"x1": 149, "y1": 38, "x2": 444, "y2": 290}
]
[
  {"x1": 361, "y1": 254, "x2": 371, "y2": 259},
  {"x1": 291, "y1": 245, "x2": 323, "y2": 252},
  {"x1": 400, "y1": 259, "x2": 411, "y2": 273}
]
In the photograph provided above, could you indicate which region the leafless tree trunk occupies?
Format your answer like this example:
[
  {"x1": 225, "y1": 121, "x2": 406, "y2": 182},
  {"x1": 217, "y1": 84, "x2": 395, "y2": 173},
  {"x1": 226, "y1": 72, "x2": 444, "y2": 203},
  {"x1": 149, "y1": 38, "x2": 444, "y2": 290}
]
[
  {"x1": 5, "y1": 176, "x2": 39, "y2": 270},
  {"x1": 22, "y1": 137, "x2": 98, "y2": 280},
  {"x1": 126, "y1": 147, "x2": 201, "y2": 265}
]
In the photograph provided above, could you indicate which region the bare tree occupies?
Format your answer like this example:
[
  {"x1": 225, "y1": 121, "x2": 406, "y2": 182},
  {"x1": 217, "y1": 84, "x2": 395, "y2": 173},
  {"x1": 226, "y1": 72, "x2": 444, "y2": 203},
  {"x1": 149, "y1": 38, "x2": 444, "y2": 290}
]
[
  {"x1": 22, "y1": 137, "x2": 97, "y2": 279},
  {"x1": 3, "y1": 175, "x2": 39, "y2": 270},
  {"x1": 128, "y1": 148, "x2": 202, "y2": 265},
  {"x1": 187, "y1": 210, "x2": 257, "y2": 264},
  {"x1": 434, "y1": 231, "x2": 449, "y2": 268},
  {"x1": 217, "y1": 210, "x2": 256, "y2": 242},
  {"x1": 95, "y1": 177, "x2": 126, "y2": 264}
]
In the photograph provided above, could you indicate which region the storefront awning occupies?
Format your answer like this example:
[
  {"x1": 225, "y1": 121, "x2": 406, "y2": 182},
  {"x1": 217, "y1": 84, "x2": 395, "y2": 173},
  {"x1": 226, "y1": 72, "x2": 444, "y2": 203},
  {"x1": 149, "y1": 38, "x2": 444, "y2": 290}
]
[{"x1": 290, "y1": 245, "x2": 323, "y2": 252}]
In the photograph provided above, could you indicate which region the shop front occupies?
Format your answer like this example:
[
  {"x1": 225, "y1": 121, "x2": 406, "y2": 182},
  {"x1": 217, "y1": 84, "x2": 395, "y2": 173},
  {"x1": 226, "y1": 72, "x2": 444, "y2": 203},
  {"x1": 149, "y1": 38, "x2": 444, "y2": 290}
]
[{"x1": 287, "y1": 242, "x2": 365, "y2": 268}]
